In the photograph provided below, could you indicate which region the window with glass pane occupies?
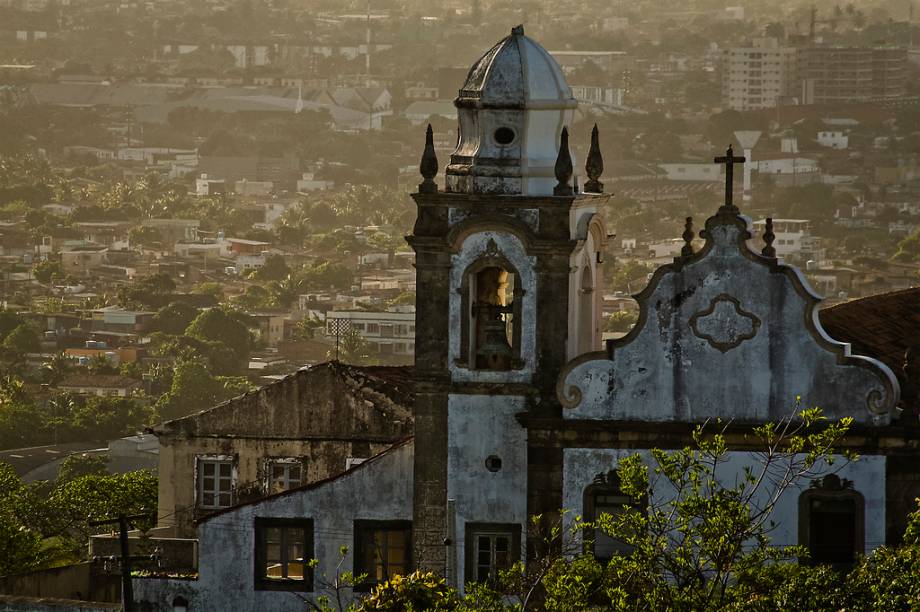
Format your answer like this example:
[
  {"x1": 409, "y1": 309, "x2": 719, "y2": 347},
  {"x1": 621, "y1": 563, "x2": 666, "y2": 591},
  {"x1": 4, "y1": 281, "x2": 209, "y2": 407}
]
[
  {"x1": 198, "y1": 458, "x2": 233, "y2": 509},
  {"x1": 268, "y1": 461, "x2": 302, "y2": 493},
  {"x1": 255, "y1": 518, "x2": 313, "y2": 591},
  {"x1": 354, "y1": 521, "x2": 411, "y2": 590},
  {"x1": 465, "y1": 523, "x2": 520, "y2": 584}
]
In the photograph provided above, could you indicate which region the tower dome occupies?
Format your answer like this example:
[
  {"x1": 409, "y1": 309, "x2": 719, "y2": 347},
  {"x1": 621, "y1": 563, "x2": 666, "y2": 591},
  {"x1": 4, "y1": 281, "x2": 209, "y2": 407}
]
[{"x1": 446, "y1": 25, "x2": 577, "y2": 196}]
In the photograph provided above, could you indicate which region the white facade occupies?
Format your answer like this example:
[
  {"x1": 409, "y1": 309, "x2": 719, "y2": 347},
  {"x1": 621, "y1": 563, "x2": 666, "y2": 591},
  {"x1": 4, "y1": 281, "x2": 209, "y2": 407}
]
[
  {"x1": 326, "y1": 310, "x2": 415, "y2": 357},
  {"x1": 750, "y1": 218, "x2": 812, "y2": 258},
  {"x1": 721, "y1": 39, "x2": 798, "y2": 111},
  {"x1": 446, "y1": 26, "x2": 577, "y2": 196},
  {"x1": 817, "y1": 130, "x2": 849, "y2": 149},
  {"x1": 658, "y1": 163, "x2": 721, "y2": 182}
]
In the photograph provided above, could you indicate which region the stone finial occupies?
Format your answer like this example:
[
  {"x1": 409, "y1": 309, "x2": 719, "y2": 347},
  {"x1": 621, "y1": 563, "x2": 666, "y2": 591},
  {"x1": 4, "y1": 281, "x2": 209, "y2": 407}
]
[
  {"x1": 553, "y1": 126, "x2": 574, "y2": 196},
  {"x1": 681, "y1": 217, "x2": 694, "y2": 257},
  {"x1": 761, "y1": 217, "x2": 776, "y2": 258},
  {"x1": 419, "y1": 124, "x2": 438, "y2": 194},
  {"x1": 584, "y1": 123, "x2": 604, "y2": 193}
]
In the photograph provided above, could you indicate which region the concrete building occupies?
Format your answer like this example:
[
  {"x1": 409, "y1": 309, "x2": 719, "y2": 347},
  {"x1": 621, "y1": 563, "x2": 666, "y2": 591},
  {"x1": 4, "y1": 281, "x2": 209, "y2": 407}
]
[
  {"x1": 799, "y1": 47, "x2": 907, "y2": 105},
  {"x1": 721, "y1": 38, "x2": 799, "y2": 111},
  {"x1": 57, "y1": 374, "x2": 142, "y2": 397},
  {"x1": 135, "y1": 28, "x2": 918, "y2": 611},
  {"x1": 325, "y1": 309, "x2": 415, "y2": 359}
]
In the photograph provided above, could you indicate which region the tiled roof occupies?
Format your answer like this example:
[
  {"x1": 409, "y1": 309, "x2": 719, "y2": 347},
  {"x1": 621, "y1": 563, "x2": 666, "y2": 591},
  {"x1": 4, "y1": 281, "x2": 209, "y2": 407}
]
[
  {"x1": 819, "y1": 287, "x2": 920, "y2": 381},
  {"x1": 59, "y1": 374, "x2": 142, "y2": 389}
]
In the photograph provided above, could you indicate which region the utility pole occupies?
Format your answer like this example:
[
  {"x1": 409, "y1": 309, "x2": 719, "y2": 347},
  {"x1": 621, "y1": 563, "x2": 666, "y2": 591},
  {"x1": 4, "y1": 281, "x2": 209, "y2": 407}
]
[{"x1": 89, "y1": 512, "x2": 153, "y2": 612}]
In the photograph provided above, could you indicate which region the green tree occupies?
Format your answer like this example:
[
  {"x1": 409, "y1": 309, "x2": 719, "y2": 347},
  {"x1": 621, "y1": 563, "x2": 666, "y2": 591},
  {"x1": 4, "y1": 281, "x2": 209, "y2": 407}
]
[
  {"x1": 185, "y1": 307, "x2": 250, "y2": 367},
  {"x1": 128, "y1": 225, "x2": 163, "y2": 247},
  {"x1": 254, "y1": 253, "x2": 290, "y2": 281},
  {"x1": 893, "y1": 227, "x2": 920, "y2": 263},
  {"x1": 328, "y1": 328, "x2": 375, "y2": 365},
  {"x1": 605, "y1": 310, "x2": 638, "y2": 334},
  {"x1": 153, "y1": 360, "x2": 250, "y2": 421},
  {"x1": 32, "y1": 258, "x2": 61, "y2": 284},
  {"x1": 2, "y1": 323, "x2": 40, "y2": 355},
  {"x1": 57, "y1": 453, "x2": 108, "y2": 484},
  {"x1": 149, "y1": 301, "x2": 199, "y2": 336}
]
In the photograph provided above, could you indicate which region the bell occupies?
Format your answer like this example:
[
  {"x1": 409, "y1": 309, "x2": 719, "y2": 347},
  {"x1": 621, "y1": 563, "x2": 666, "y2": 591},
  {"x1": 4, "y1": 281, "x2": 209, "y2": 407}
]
[{"x1": 476, "y1": 315, "x2": 513, "y2": 371}]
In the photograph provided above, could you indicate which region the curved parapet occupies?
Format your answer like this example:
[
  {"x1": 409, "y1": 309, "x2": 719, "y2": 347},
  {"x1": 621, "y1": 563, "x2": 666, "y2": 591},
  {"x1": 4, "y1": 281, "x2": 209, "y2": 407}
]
[{"x1": 558, "y1": 211, "x2": 900, "y2": 425}]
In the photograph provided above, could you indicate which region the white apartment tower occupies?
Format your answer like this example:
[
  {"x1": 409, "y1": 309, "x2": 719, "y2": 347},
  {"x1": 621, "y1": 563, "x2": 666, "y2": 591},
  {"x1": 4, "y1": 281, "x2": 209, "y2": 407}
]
[{"x1": 721, "y1": 38, "x2": 798, "y2": 111}]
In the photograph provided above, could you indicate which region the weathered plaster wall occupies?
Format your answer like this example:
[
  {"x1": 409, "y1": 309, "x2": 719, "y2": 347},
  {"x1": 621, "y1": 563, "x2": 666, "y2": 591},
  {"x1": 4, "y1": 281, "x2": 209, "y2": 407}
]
[
  {"x1": 154, "y1": 364, "x2": 413, "y2": 537},
  {"x1": 562, "y1": 448, "x2": 886, "y2": 555},
  {"x1": 560, "y1": 215, "x2": 899, "y2": 425},
  {"x1": 447, "y1": 394, "x2": 528, "y2": 591},
  {"x1": 157, "y1": 438, "x2": 397, "y2": 537},
  {"x1": 135, "y1": 442, "x2": 414, "y2": 612}
]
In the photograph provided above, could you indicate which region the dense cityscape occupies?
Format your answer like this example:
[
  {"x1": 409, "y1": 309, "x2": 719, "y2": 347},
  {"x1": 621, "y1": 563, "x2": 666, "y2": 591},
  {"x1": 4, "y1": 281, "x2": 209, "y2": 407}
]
[{"x1": 0, "y1": 0, "x2": 918, "y2": 609}]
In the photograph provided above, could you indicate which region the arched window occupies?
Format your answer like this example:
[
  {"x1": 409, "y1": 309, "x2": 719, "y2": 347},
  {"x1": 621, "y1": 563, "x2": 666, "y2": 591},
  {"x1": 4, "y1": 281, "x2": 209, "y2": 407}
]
[
  {"x1": 798, "y1": 474, "x2": 865, "y2": 571},
  {"x1": 583, "y1": 470, "x2": 642, "y2": 562},
  {"x1": 458, "y1": 252, "x2": 524, "y2": 371},
  {"x1": 577, "y1": 259, "x2": 595, "y2": 354}
]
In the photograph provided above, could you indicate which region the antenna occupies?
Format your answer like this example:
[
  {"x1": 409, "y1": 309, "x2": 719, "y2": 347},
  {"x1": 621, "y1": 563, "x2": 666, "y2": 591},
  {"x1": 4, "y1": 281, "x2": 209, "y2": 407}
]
[{"x1": 365, "y1": 0, "x2": 372, "y2": 87}]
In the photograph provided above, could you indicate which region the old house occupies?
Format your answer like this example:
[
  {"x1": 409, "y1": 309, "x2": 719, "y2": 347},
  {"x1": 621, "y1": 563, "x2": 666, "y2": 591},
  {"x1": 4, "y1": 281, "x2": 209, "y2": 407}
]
[
  {"x1": 151, "y1": 362, "x2": 413, "y2": 538},
  {"x1": 135, "y1": 28, "x2": 918, "y2": 611}
]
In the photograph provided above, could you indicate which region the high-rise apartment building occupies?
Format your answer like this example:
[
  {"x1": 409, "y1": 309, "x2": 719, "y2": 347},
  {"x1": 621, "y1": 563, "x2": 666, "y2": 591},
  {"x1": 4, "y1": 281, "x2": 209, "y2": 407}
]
[
  {"x1": 722, "y1": 42, "x2": 907, "y2": 110},
  {"x1": 799, "y1": 47, "x2": 907, "y2": 105},
  {"x1": 721, "y1": 38, "x2": 799, "y2": 111}
]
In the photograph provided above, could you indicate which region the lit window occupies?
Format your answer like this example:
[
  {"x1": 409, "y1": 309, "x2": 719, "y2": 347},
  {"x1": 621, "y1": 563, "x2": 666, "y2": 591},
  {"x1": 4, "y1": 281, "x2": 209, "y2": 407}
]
[
  {"x1": 255, "y1": 518, "x2": 313, "y2": 590},
  {"x1": 354, "y1": 521, "x2": 411, "y2": 590}
]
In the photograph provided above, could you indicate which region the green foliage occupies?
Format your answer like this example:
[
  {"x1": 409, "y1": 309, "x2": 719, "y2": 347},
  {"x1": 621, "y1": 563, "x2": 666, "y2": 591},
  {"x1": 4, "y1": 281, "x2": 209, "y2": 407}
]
[
  {"x1": 32, "y1": 258, "x2": 62, "y2": 284},
  {"x1": 118, "y1": 273, "x2": 178, "y2": 309},
  {"x1": 358, "y1": 571, "x2": 460, "y2": 611},
  {"x1": 149, "y1": 301, "x2": 199, "y2": 336},
  {"x1": 253, "y1": 254, "x2": 290, "y2": 281},
  {"x1": 328, "y1": 328, "x2": 375, "y2": 366},
  {"x1": 0, "y1": 460, "x2": 156, "y2": 576},
  {"x1": 128, "y1": 225, "x2": 163, "y2": 247},
  {"x1": 0, "y1": 311, "x2": 24, "y2": 342},
  {"x1": 2, "y1": 323, "x2": 40, "y2": 355},
  {"x1": 153, "y1": 359, "x2": 254, "y2": 421},
  {"x1": 184, "y1": 306, "x2": 250, "y2": 367},
  {"x1": 604, "y1": 310, "x2": 638, "y2": 334},
  {"x1": 893, "y1": 227, "x2": 920, "y2": 263},
  {"x1": 56, "y1": 453, "x2": 108, "y2": 484}
]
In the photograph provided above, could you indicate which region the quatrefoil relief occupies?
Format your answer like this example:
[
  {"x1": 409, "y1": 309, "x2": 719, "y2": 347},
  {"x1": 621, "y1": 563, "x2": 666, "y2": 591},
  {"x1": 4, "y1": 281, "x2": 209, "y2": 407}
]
[{"x1": 689, "y1": 293, "x2": 761, "y2": 353}]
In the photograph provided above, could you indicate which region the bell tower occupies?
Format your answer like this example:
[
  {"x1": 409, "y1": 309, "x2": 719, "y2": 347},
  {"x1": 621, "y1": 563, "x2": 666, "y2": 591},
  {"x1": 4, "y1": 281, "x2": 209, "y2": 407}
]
[{"x1": 408, "y1": 26, "x2": 609, "y2": 581}]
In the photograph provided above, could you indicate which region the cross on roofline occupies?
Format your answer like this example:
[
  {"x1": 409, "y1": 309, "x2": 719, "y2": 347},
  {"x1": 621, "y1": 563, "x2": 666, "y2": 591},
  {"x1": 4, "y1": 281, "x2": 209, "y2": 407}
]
[{"x1": 714, "y1": 144, "x2": 745, "y2": 214}]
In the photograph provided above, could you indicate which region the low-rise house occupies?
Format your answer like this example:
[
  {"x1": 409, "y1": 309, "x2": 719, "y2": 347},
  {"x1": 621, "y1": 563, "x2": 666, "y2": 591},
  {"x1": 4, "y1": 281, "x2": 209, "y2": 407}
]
[
  {"x1": 60, "y1": 244, "x2": 108, "y2": 276},
  {"x1": 58, "y1": 374, "x2": 142, "y2": 397},
  {"x1": 141, "y1": 219, "x2": 200, "y2": 245},
  {"x1": 150, "y1": 362, "x2": 413, "y2": 537}
]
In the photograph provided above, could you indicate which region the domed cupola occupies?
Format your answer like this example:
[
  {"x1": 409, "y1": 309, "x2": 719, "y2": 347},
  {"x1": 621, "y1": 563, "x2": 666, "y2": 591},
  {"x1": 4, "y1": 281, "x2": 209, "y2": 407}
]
[{"x1": 446, "y1": 25, "x2": 577, "y2": 196}]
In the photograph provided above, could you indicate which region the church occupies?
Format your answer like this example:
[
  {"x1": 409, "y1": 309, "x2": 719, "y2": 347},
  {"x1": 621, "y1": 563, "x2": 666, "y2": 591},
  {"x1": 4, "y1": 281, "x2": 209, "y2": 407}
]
[{"x1": 134, "y1": 27, "x2": 918, "y2": 611}]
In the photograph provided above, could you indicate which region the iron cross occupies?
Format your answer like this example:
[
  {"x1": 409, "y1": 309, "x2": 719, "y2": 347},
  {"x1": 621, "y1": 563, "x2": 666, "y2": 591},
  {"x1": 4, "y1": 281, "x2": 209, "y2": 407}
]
[{"x1": 714, "y1": 144, "x2": 745, "y2": 212}]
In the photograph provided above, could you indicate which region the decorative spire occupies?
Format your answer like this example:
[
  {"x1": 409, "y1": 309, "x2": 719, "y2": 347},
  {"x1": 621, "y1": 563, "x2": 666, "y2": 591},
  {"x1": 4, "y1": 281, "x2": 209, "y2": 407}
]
[
  {"x1": 681, "y1": 217, "x2": 694, "y2": 257},
  {"x1": 584, "y1": 124, "x2": 604, "y2": 193},
  {"x1": 553, "y1": 126, "x2": 574, "y2": 196},
  {"x1": 761, "y1": 217, "x2": 776, "y2": 258},
  {"x1": 419, "y1": 124, "x2": 438, "y2": 194}
]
